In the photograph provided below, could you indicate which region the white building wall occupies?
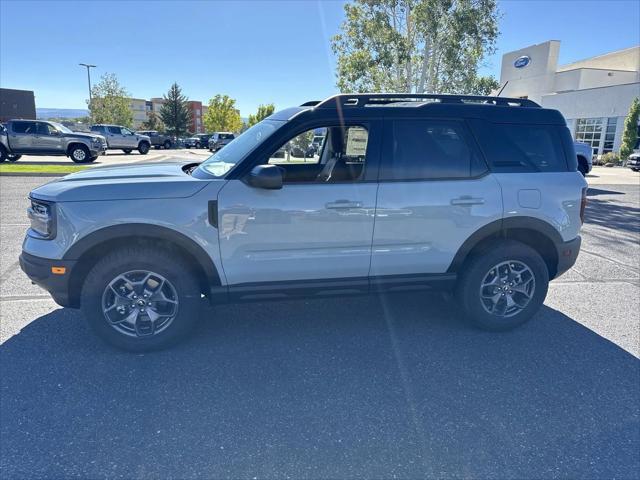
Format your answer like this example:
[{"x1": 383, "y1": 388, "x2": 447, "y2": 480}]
[{"x1": 499, "y1": 41, "x2": 640, "y2": 156}]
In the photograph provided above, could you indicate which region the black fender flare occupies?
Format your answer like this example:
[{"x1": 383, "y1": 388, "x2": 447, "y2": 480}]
[
  {"x1": 63, "y1": 223, "x2": 222, "y2": 287},
  {"x1": 447, "y1": 217, "x2": 563, "y2": 273}
]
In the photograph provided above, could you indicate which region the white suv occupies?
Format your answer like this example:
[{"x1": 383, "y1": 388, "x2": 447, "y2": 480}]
[{"x1": 20, "y1": 94, "x2": 587, "y2": 351}]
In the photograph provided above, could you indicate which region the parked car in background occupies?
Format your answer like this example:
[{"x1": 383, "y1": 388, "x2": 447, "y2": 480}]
[
  {"x1": 90, "y1": 125, "x2": 151, "y2": 155},
  {"x1": 208, "y1": 132, "x2": 235, "y2": 152},
  {"x1": 136, "y1": 130, "x2": 173, "y2": 150},
  {"x1": 573, "y1": 141, "x2": 593, "y2": 176},
  {"x1": 184, "y1": 134, "x2": 211, "y2": 149},
  {"x1": 19, "y1": 93, "x2": 587, "y2": 351},
  {"x1": 1, "y1": 119, "x2": 106, "y2": 163}
]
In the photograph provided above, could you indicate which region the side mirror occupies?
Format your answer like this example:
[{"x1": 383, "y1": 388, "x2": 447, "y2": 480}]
[
  {"x1": 51, "y1": 130, "x2": 61, "y2": 136},
  {"x1": 246, "y1": 164, "x2": 283, "y2": 190}
]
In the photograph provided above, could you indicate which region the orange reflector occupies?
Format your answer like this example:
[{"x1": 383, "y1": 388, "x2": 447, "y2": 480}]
[{"x1": 51, "y1": 267, "x2": 66, "y2": 275}]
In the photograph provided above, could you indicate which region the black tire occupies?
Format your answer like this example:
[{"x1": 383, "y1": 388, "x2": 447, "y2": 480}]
[
  {"x1": 81, "y1": 246, "x2": 203, "y2": 352},
  {"x1": 0, "y1": 145, "x2": 7, "y2": 162},
  {"x1": 8, "y1": 154, "x2": 21, "y2": 162},
  {"x1": 455, "y1": 240, "x2": 549, "y2": 331},
  {"x1": 195, "y1": 142, "x2": 201, "y2": 149},
  {"x1": 577, "y1": 158, "x2": 588, "y2": 176},
  {"x1": 123, "y1": 149, "x2": 132, "y2": 154},
  {"x1": 163, "y1": 140, "x2": 171, "y2": 149},
  {"x1": 69, "y1": 144, "x2": 91, "y2": 163},
  {"x1": 138, "y1": 142, "x2": 150, "y2": 155},
  {"x1": 185, "y1": 145, "x2": 191, "y2": 149}
]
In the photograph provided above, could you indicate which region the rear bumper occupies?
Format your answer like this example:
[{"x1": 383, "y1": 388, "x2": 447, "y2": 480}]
[
  {"x1": 19, "y1": 251, "x2": 77, "y2": 308},
  {"x1": 554, "y1": 235, "x2": 581, "y2": 279}
]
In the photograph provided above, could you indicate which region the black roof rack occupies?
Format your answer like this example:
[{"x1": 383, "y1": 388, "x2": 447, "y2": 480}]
[
  {"x1": 313, "y1": 93, "x2": 540, "y2": 109},
  {"x1": 300, "y1": 100, "x2": 321, "y2": 107}
]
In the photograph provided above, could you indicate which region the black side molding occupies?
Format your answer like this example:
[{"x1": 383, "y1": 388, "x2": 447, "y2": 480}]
[{"x1": 208, "y1": 200, "x2": 218, "y2": 228}]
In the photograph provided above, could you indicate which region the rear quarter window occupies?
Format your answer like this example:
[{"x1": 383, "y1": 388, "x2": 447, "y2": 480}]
[{"x1": 470, "y1": 120, "x2": 568, "y2": 172}]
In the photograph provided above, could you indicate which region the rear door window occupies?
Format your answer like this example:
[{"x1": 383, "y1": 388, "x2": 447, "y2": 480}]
[
  {"x1": 12, "y1": 121, "x2": 37, "y2": 134},
  {"x1": 471, "y1": 121, "x2": 568, "y2": 172},
  {"x1": 381, "y1": 120, "x2": 486, "y2": 181}
]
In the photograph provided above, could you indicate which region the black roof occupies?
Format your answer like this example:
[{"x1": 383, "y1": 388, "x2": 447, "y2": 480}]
[{"x1": 272, "y1": 93, "x2": 566, "y2": 125}]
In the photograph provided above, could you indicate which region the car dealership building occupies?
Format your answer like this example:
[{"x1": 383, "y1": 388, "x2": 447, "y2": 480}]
[{"x1": 498, "y1": 40, "x2": 640, "y2": 157}]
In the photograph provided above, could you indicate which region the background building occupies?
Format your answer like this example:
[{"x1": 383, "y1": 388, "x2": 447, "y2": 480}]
[
  {"x1": 498, "y1": 40, "x2": 640, "y2": 156},
  {"x1": 0, "y1": 88, "x2": 36, "y2": 122}
]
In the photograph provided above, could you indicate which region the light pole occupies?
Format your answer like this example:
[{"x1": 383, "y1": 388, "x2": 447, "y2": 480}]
[{"x1": 79, "y1": 63, "x2": 96, "y2": 106}]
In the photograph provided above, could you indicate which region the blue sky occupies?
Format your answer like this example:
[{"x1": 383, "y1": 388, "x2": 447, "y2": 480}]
[{"x1": 1, "y1": 0, "x2": 638, "y2": 116}]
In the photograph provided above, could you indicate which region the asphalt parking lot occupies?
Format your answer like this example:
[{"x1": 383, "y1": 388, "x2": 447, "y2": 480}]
[{"x1": 0, "y1": 168, "x2": 638, "y2": 478}]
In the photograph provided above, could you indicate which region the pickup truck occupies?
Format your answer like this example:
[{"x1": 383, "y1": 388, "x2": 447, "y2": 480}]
[
  {"x1": 90, "y1": 124, "x2": 151, "y2": 155},
  {"x1": 136, "y1": 130, "x2": 173, "y2": 150},
  {"x1": 0, "y1": 119, "x2": 107, "y2": 163},
  {"x1": 574, "y1": 141, "x2": 593, "y2": 176}
]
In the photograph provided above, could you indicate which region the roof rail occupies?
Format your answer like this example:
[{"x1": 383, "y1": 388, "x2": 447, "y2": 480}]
[
  {"x1": 300, "y1": 100, "x2": 321, "y2": 107},
  {"x1": 314, "y1": 93, "x2": 540, "y2": 109}
]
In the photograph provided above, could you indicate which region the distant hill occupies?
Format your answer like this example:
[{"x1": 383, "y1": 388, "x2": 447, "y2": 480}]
[{"x1": 37, "y1": 108, "x2": 89, "y2": 119}]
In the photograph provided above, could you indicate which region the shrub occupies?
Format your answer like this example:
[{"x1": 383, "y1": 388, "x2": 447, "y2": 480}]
[{"x1": 600, "y1": 152, "x2": 622, "y2": 166}]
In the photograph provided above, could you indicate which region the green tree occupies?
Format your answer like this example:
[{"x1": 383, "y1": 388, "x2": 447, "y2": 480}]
[
  {"x1": 247, "y1": 103, "x2": 275, "y2": 127},
  {"x1": 620, "y1": 97, "x2": 639, "y2": 160},
  {"x1": 159, "y1": 83, "x2": 192, "y2": 137},
  {"x1": 88, "y1": 73, "x2": 133, "y2": 126},
  {"x1": 141, "y1": 111, "x2": 164, "y2": 132},
  {"x1": 203, "y1": 94, "x2": 243, "y2": 132},
  {"x1": 331, "y1": 0, "x2": 499, "y2": 94}
]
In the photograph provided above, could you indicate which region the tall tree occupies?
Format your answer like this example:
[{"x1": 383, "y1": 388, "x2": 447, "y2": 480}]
[
  {"x1": 88, "y1": 73, "x2": 133, "y2": 126},
  {"x1": 247, "y1": 103, "x2": 275, "y2": 127},
  {"x1": 203, "y1": 95, "x2": 243, "y2": 132},
  {"x1": 620, "y1": 97, "x2": 639, "y2": 160},
  {"x1": 331, "y1": 0, "x2": 500, "y2": 94},
  {"x1": 141, "y1": 111, "x2": 164, "y2": 132},
  {"x1": 160, "y1": 83, "x2": 192, "y2": 137}
]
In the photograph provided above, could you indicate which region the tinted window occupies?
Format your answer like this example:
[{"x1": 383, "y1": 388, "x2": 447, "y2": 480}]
[
  {"x1": 220, "y1": 133, "x2": 234, "y2": 140},
  {"x1": 90, "y1": 125, "x2": 103, "y2": 133},
  {"x1": 12, "y1": 121, "x2": 37, "y2": 134},
  {"x1": 471, "y1": 121, "x2": 568, "y2": 172},
  {"x1": 382, "y1": 120, "x2": 483, "y2": 180},
  {"x1": 36, "y1": 122, "x2": 57, "y2": 135},
  {"x1": 108, "y1": 126, "x2": 122, "y2": 134}
]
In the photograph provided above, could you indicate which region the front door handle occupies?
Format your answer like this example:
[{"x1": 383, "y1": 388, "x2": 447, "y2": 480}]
[
  {"x1": 450, "y1": 196, "x2": 485, "y2": 206},
  {"x1": 326, "y1": 200, "x2": 363, "y2": 209}
]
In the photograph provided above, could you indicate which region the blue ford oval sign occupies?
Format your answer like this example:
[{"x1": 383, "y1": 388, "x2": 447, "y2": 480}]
[{"x1": 514, "y1": 55, "x2": 531, "y2": 68}]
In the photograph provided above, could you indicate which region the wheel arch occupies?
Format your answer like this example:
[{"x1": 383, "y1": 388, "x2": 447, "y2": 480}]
[
  {"x1": 66, "y1": 142, "x2": 88, "y2": 156},
  {"x1": 63, "y1": 224, "x2": 222, "y2": 307},
  {"x1": 577, "y1": 155, "x2": 589, "y2": 172},
  {"x1": 448, "y1": 217, "x2": 563, "y2": 279}
]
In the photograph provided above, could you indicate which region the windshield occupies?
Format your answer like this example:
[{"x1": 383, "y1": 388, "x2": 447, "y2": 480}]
[
  {"x1": 196, "y1": 119, "x2": 282, "y2": 177},
  {"x1": 50, "y1": 122, "x2": 73, "y2": 133}
]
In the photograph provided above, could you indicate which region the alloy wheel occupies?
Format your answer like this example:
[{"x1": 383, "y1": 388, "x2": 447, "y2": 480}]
[
  {"x1": 479, "y1": 260, "x2": 535, "y2": 318},
  {"x1": 101, "y1": 270, "x2": 179, "y2": 338}
]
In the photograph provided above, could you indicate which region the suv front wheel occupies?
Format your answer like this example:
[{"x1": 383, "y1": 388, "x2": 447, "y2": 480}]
[
  {"x1": 138, "y1": 142, "x2": 150, "y2": 155},
  {"x1": 455, "y1": 240, "x2": 549, "y2": 331},
  {"x1": 81, "y1": 246, "x2": 202, "y2": 351}
]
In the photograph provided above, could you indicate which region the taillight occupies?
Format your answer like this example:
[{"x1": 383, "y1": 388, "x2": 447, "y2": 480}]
[{"x1": 580, "y1": 187, "x2": 587, "y2": 224}]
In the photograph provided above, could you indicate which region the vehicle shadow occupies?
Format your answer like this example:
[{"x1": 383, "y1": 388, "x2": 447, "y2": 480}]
[
  {"x1": 1, "y1": 294, "x2": 638, "y2": 479},
  {"x1": 585, "y1": 192, "x2": 640, "y2": 236}
]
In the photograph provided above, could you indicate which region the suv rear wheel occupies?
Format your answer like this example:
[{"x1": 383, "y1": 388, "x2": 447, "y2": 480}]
[
  {"x1": 81, "y1": 246, "x2": 202, "y2": 351},
  {"x1": 455, "y1": 240, "x2": 549, "y2": 331},
  {"x1": 163, "y1": 140, "x2": 171, "y2": 149}
]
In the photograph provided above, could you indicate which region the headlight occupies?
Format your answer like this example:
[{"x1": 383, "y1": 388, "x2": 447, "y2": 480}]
[
  {"x1": 91, "y1": 137, "x2": 102, "y2": 144},
  {"x1": 27, "y1": 198, "x2": 56, "y2": 239}
]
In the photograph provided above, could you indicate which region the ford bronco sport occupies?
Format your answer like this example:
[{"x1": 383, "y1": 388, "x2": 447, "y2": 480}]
[{"x1": 20, "y1": 94, "x2": 587, "y2": 351}]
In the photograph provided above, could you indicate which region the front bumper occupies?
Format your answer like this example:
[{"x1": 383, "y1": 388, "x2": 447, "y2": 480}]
[
  {"x1": 554, "y1": 235, "x2": 581, "y2": 279},
  {"x1": 627, "y1": 158, "x2": 639, "y2": 169},
  {"x1": 19, "y1": 251, "x2": 77, "y2": 308}
]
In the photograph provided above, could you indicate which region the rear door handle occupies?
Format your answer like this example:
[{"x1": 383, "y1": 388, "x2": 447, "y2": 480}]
[
  {"x1": 450, "y1": 196, "x2": 485, "y2": 206},
  {"x1": 326, "y1": 200, "x2": 363, "y2": 209}
]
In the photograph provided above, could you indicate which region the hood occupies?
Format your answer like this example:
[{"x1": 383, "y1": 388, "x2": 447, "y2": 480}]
[
  {"x1": 31, "y1": 161, "x2": 210, "y2": 202},
  {"x1": 63, "y1": 132, "x2": 105, "y2": 141}
]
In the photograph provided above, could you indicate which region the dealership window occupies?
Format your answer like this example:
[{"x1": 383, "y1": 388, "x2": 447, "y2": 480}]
[
  {"x1": 603, "y1": 117, "x2": 617, "y2": 153},
  {"x1": 574, "y1": 117, "x2": 619, "y2": 156}
]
